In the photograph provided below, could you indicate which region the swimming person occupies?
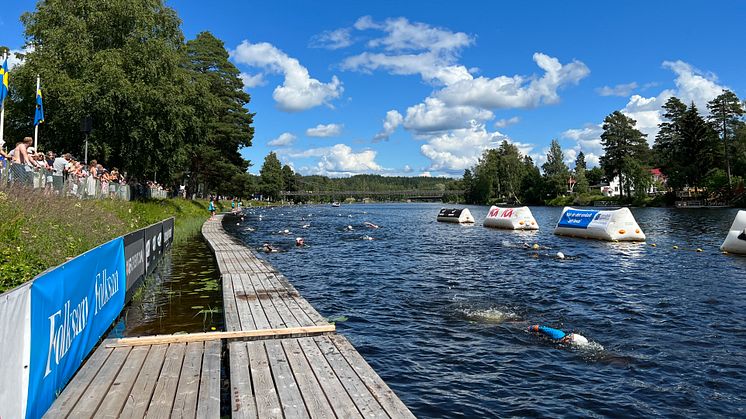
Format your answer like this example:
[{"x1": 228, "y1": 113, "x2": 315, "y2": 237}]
[
  {"x1": 295, "y1": 237, "x2": 305, "y2": 246},
  {"x1": 528, "y1": 325, "x2": 589, "y2": 346}
]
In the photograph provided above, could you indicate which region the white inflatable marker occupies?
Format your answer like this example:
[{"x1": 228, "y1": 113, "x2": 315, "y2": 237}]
[
  {"x1": 483, "y1": 206, "x2": 539, "y2": 230},
  {"x1": 553, "y1": 207, "x2": 645, "y2": 241},
  {"x1": 437, "y1": 208, "x2": 475, "y2": 224},
  {"x1": 720, "y1": 210, "x2": 746, "y2": 255}
]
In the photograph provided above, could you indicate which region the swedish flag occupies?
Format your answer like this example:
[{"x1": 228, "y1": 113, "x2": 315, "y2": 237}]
[
  {"x1": 0, "y1": 56, "x2": 8, "y2": 107},
  {"x1": 34, "y1": 86, "x2": 44, "y2": 126}
]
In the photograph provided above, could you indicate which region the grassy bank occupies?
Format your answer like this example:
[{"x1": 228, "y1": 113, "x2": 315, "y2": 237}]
[{"x1": 0, "y1": 185, "x2": 226, "y2": 293}]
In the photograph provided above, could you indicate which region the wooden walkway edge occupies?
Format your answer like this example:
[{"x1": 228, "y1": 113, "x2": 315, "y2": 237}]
[{"x1": 203, "y1": 214, "x2": 415, "y2": 419}]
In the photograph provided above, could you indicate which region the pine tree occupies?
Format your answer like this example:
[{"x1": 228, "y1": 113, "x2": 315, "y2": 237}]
[
  {"x1": 574, "y1": 151, "x2": 589, "y2": 194},
  {"x1": 707, "y1": 90, "x2": 745, "y2": 187},
  {"x1": 599, "y1": 111, "x2": 649, "y2": 198},
  {"x1": 542, "y1": 139, "x2": 570, "y2": 197},
  {"x1": 653, "y1": 97, "x2": 688, "y2": 189},
  {"x1": 259, "y1": 152, "x2": 284, "y2": 201}
]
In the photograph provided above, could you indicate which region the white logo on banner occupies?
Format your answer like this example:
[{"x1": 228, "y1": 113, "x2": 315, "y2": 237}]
[
  {"x1": 45, "y1": 297, "x2": 88, "y2": 377},
  {"x1": 94, "y1": 269, "x2": 119, "y2": 315},
  {"x1": 126, "y1": 248, "x2": 144, "y2": 276}
]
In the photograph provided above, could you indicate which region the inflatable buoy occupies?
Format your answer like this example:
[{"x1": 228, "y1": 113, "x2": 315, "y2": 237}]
[
  {"x1": 437, "y1": 208, "x2": 475, "y2": 224},
  {"x1": 553, "y1": 207, "x2": 645, "y2": 242},
  {"x1": 483, "y1": 206, "x2": 539, "y2": 230},
  {"x1": 720, "y1": 210, "x2": 746, "y2": 255}
]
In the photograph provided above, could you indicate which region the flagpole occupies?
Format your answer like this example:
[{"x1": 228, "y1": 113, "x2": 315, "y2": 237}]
[
  {"x1": 0, "y1": 52, "x2": 6, "y2": 150},
  {"x1": 34, "y1": 75, "x2": 40, "y2": 150}
]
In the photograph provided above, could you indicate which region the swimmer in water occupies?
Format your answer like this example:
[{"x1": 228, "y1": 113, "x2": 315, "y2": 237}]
[
  {"x1": 295, "y1": 237, "x2": 305, "y2": 246},
  {"x1": 364, "y1": 222, "x2": 380, "y2": 229},
  {"x1": 262, "y1": 243, "x2": 277, "y2": 253},
  {"x1": 528, "y1": 325, "x2": 589, "y2": 346}
]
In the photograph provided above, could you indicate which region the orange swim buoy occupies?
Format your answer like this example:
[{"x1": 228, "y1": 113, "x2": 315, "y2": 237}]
[{"x1": 618, "y1": 229, "x2": 626, "y2": 234}]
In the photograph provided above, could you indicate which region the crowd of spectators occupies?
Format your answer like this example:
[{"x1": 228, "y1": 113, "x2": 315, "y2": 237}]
[{"x1": 0, "y1": 136, "x2": 128, "y2": 198}]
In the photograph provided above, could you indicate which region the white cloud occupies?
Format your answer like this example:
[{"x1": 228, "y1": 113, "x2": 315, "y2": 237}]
[
  {"x1": 373, "y1": 110, "x2": 403, "y2": 141},
  {"x1": 404, "y1": 97, "x2": 493, "y2": 134},
  {"x1": 309, "y1": 28, "x2": 353, "y2": 50},
  {"x1": 231, "y1": 40, "x2": 343, "y2": 112},
  {"x1": 239, "y1": 72, "x2": 266, "y2": 88},
  {"x1": 306, "y1": 123, "x2": 343, "y2": 138},
  {"x1": 403, "y1": 164, "x2": 413, "y2": 173},
  {"x1": 436, "y1": 53, "x2": 590, "y2": 109},
  {"x1": 267, "y1": 132, "x2": 296, "y2": 147},
  {"x1": 419, "y1": 122, "x2": 533, "y2": 173},
  {"x1": 564, "y1": 59, "x2": 729, "y2": 157},
  {"x1": 341, "y1": 17, "x2": 473, "y2": 86},
  {"x1": 494, "y1": 116, "x2": 520, "y2": 128},
  {"x1": 287, "y1": 143, "x2": 384, "y2": 176},
  {"x1": 419, "y1": 171, "x2": 432, "y2": 177},
  {"x1": 362, "y1": 17, "x2": 473, "y2": 53},
  {"x1": 596, "y1": 82, "x2": 638, "y2": 97}
]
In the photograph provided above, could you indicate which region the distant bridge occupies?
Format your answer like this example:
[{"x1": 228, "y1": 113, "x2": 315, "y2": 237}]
[{"x1": 279, "y1": 189, "x2": 463, "y2": 200}]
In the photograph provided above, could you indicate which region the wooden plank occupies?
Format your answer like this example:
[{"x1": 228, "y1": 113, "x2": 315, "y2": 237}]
[
  {"x1": 119, "y1": 344, "x2": 168, "y2": 419},
  {"x1": 222, "y1": 272, "x2": 242, "y2": 332},
  {"x1": 247, "y1": 341, "x2": 283, "y2": 418},
  {"x1": 44, "y1": 344, "x2": 113, "y2": 418},
  {"x1": 107, "y1": 325, "x2": 336, "y2": 347},
  {"x1": 67, "y1": 346, "x2": 131, "y2": 417},
  {"x1": 171, "y1": 342, "x2": 204, "y2": 418},
  {"x1": 253, "y1": 273, "x2": 301, "y2": 329},
  {"x1": 196, "y1": 340, "x2": 222, "y2": 418},
  {"x1": 298, "y1": 338, "x2": 363, "y2": 419},
  {"x1": 330, "y1": 335, "x2": 416, "y2": 419},
  {"x1": 264, "y1": 340, "x2": 310, "y2": 419},
  {"x1": 96, "y1": 345, "x2": 150, "y2": 418},
  {"x1": 314, "y1": 336, "x2": 386, "y2": 419},
  {"x1": 143, "y1": 343, "x2": 186, "y2": 419},
  {"x1": 229, "y1": 342, "x2": 258, "y2": 419},
  {"x1": 281, "y1": 339, "x2": 335, "y2": 419},
  {"x1": 229, "y1": 273, "x2": 259, "y2": 331}
]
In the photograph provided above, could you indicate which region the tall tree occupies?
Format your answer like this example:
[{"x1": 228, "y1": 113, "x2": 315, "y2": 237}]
[
  {"x1": 281, "y1": 164, "x2": 297, "y2": 192},
  {"x1": 653, "y1": 97, "x2": 688, "y2": 189},
  {"x1": 542, "y1": 139, "x2": 570, "y2": 197},
  {"x1": 707, "y1": 90, "x2": 745, "y2": 187},
  {"x1": 259, "y1": 152, "x2": 284, "y2": 201},
  {"x1": 573, "y1": 151, "x2": 589, "y2": 194},
  {"x1": 9, "y1": 0, "x2": 197, "y2": 183},
  {"x1": 599, "y1": 111, "x2": 649, "y2": 197},
  {"x1": 185, "y1": 31, "x2": 255, "y2": 195}
]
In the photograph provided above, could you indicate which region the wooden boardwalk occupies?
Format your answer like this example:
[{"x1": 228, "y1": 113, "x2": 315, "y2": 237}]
[
  {"x1": 203, "y1": 214, "x2": 415, "y2": 419},
  {"x1": 45, "y1": 214, "x2": 414, "y2": 418},
  {"x1": 44, "y1": 340, "x2": 221, "y2": 418}
]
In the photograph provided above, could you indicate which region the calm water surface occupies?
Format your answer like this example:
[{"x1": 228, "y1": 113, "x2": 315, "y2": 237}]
[
  {"x1": 224, "y1": 203, "x2": 746, "y2": 418},
  {"x1": 111, "y1": 237, "x2": 224, "y2": 337}
]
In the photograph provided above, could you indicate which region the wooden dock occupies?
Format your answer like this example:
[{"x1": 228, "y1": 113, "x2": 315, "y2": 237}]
[
  {"x1": 203, "y1": 214, "x2": 415, "y2": 418},
  {"x1": 44, "y1": 214, "x2": 414, "y2": 418},
  {"x1": 44, "y1": 340, "x2": 221, "y2": 418}
]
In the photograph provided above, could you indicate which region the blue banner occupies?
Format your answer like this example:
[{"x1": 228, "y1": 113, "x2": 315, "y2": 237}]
[
  {"x1": 557, "y1": 209, "x2": 600, "y2": 229},
  {"x1": 26, "y1": 238, "x2": 126, "y2": 419}
]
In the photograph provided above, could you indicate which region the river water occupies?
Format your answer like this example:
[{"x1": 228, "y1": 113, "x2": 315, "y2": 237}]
[{"x1": 222, "y1": 203, "x2": 746, "y2": 418}]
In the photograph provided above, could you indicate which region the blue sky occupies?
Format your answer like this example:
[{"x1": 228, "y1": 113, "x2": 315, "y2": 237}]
[{"x1": 3, "y1": 1, "x2": 746, "y2": 177}]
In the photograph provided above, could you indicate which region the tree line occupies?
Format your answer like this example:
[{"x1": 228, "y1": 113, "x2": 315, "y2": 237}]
[
  {"x1": 2, "y1": 0, "x2": 254, "y2": 197},
  {"x1": 461, "y1": 90, "x2": 746, "y2": 205}
]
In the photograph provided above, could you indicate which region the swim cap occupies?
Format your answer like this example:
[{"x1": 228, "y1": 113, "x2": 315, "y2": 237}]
[{"x1": 568, "y1": 333, "x2": 589, "y2": 346}]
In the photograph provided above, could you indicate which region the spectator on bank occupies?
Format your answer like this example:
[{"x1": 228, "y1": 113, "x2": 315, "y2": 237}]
[
  {"x1": 11, "y1": 137, "x2": 35, "y2": 186},
  {"x1": 52, "y1": 153, "x2": 69, "y2": 192}
]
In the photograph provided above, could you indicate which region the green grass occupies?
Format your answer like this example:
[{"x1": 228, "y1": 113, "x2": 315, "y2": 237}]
[{"x1": 0, "y1": 184, "x2": 226, "y2": 293}]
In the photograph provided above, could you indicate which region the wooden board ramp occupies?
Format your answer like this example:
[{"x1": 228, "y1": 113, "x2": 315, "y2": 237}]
[{"x1": 43, "y1": 339, "x2": 221, "y2": 418}]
